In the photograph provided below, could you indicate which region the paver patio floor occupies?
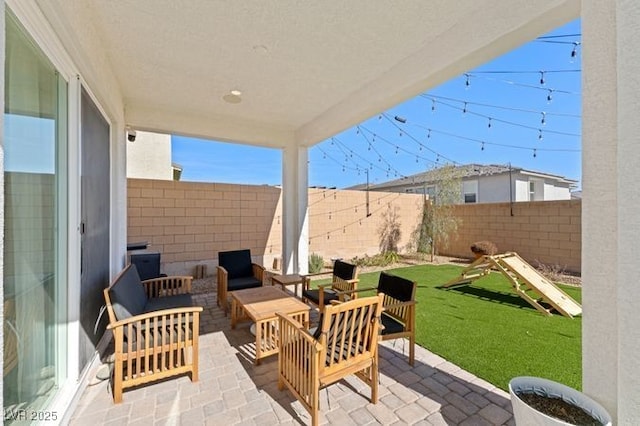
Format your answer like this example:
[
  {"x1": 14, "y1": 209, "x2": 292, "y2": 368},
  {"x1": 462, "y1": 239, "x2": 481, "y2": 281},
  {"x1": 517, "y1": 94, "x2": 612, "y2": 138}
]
[{"x1": 70, "y1": 291, "x2": 514, "y2": 425}]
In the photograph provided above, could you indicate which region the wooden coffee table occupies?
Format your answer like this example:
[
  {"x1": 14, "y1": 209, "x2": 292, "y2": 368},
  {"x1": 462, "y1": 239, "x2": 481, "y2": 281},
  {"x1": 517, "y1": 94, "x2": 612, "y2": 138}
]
[
  {"x1": 271, "y1": 273, "x2": 304, "y2": 297},
  {"x1": 230, "y1": 286, "x2": 309, "y2": 364}
]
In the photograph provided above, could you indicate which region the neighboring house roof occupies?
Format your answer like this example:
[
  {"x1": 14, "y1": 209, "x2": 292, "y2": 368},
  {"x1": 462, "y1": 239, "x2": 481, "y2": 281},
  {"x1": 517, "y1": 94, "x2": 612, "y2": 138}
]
[{"x1": 349, "y1": 163, "x2": 578, "y2": 190}]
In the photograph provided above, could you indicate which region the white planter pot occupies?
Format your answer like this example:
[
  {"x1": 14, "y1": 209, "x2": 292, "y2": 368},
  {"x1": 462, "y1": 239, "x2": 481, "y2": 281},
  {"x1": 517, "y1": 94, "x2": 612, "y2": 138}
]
[{"x1": 509, "y1": 376, "x2": 612, "y2": 426}]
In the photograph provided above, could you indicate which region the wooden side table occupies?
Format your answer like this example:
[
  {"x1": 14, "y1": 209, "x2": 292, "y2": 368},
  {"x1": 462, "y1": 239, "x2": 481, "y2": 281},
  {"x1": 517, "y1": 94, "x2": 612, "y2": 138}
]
[{"x1": 271, "y1": 273, "x2": 304, "y2": 297}]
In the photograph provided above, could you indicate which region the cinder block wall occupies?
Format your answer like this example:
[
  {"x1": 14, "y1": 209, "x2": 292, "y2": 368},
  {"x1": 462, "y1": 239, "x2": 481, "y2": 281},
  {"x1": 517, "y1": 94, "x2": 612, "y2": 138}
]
[
  {"x1": 127, "y1": 179, "x2": 423, "y2": 276},
  {"x1": 443, "y1": 200, "x2": 581, "y2": 273},
  {"x1": 127, "y1": 179, "x2": 582, "y2": 275}
]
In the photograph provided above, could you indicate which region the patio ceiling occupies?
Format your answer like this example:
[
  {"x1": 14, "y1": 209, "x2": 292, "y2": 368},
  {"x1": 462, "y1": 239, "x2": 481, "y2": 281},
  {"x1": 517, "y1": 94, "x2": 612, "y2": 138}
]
[{"x1": 41, "y1": 0, "x2": 579, "y2": 148}]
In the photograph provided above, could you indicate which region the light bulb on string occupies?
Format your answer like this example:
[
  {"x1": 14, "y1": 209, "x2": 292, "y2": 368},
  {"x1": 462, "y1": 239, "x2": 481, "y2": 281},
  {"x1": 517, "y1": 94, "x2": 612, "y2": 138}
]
[
  {"x1": 416, "y1": 156, "x2": 419, "y2": 163},
  {"x1": 427, "y1": 129, "x2": 431, "y2": 139},
  {"x1": 570, "y1": 42, "x2": 580, "y2": 62},
  {"x1": 462, "y1": 102, "x2": 468, "y2": 116},
  {"x1": 395, "y1": 146, "x2": 399, "y2": 154},
  {"x1": 533, "y1": 149, "x2": 537, "y2": 158},
  {"x1": 481, "y1": 142, "x2": 485, "y2": 151},
  {"x1": 541, "y1": 112, "x2": 546, "y2": 126},
  {"x1": 547, "y1": 89, "x2": 553, "y2": 103},
  {"x1": 539, "y1": 71, "x2": 545, "y2": 85},
  {"x1": 378, "y1": 114, "x2": 382, "y2": 120},
  {"x1": 464, "y1": 73, "x2": 470, "y2": 89},
  {"x1": 538, "y1": 129, "x2": 543, "y2": 141},
  {"x1": 487, "y1": 118, "x2": 492, "y2": 129},
  {"x1": 431, "y1": 99, "x2": 436, "y2": 113},
  {"x1": 368, "y1": 143, "x2": 371, "y2": 151}
]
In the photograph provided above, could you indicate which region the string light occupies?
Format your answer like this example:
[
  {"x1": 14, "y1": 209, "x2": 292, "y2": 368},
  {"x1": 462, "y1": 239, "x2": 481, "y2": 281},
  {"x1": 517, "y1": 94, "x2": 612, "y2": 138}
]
[
  {"x1": 533, "y1": 149, "x2": 537, "y2": 158},
  {"x1": 464, "y1": 73, "x2": 470, "y2": 88},
  {"x1": 571, "y1": 42, "x2": 580, "y2": 59},
  {"x1": 425, "y1": 94, "x2": 580, "y2": 118},
  {"x1": 547, "y1": 89, "x2": 553, "y2": 103},
  {"x1": 481, "y1": 142, "x2": 485, "y2": 151},
  {"x1": 539, "y1": 71, "x2": 545, "y2": 85},
  {"x1": 424, "y1": 98, "x2": 580, "y2": 137},
  {"x1": 541, "y1": 112, "x2": 546, "y2": 126}
]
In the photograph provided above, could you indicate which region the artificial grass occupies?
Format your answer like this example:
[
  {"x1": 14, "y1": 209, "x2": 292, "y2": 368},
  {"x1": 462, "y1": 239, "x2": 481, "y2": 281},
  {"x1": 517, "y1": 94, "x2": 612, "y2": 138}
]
[{"x1": 318, "y1": 263, "x2": 582, "y2": 392}]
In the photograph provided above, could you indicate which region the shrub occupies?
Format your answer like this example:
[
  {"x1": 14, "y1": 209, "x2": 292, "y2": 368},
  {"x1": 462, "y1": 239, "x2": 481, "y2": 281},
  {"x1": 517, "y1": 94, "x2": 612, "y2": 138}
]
[
  {"x1": 470, "y1": 241, "x2": 498, "y2": 256},
  {"x1": 308, "y1": 253, "x2": 324, "y2": 273},
  {"x1": 350, "y1": 251, "x2": 399, "y2": 267}
]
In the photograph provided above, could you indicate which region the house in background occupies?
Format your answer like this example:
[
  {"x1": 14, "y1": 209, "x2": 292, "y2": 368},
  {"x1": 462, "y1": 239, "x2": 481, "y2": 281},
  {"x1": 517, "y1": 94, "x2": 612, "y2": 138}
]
[
  {"x1": 355, "y1": 163, "x2": 577, "y2": 204},
  {"x1": 126, "y1": 131, "x2": 181, "y2": 180}
]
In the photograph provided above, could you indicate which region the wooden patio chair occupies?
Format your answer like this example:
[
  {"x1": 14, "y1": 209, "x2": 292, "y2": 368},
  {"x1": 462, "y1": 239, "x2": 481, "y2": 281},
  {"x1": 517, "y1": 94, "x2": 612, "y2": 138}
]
[
  {"x1": 216, "y1": 249, "x2": 265, "y2": 315},
  {"x1": 301, "y1": 259, "x2": 359, "y2": 312},
  {"x1": 343, "y1": 271, "x2": 417, "y2": 365},
  {"x1": 277, "y1": 293, "x2": 383, "y2": 426}
]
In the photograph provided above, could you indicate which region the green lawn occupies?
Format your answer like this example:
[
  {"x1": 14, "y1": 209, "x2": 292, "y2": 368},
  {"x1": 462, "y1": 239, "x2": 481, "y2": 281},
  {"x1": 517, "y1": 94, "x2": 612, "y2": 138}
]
[{"x1": 318, "y1": 263, "x2": 582, "y2": 392}]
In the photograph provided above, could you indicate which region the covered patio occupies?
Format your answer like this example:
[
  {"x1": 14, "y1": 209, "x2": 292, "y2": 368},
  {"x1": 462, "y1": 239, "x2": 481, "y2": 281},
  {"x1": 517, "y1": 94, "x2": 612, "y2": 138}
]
[
  {"x1": 70, "y1": 290, "x2": 515, "y2": 425},
  {"x1": 3, "y1": 0, "x2": 640, "y2": 423}
]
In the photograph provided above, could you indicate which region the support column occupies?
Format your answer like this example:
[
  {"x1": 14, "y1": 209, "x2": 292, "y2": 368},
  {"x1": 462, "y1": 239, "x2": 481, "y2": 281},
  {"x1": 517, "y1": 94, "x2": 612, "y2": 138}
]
[
  {"x1": 282, "y1": 145, "x2": 309, "y2": 274},
  {"x1": 582, "y1": 1, "x2": 640, "y2": 423}
]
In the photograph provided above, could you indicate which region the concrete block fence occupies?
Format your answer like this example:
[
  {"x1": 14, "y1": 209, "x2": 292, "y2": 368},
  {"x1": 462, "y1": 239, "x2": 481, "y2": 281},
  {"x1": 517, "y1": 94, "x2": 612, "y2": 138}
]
[{"x1": 127, "y1": 179, "x2": 581, "y2": 276}]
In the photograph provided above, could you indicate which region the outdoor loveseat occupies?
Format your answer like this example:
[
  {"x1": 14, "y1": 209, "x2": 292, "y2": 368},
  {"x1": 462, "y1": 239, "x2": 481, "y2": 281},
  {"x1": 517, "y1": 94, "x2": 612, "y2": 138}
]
[{"x1": 103, "y1": 264, "x2": 202, "y2": 403}]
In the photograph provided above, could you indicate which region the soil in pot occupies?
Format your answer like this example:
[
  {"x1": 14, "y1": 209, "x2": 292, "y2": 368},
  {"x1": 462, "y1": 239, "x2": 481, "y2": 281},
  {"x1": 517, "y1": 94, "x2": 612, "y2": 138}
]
[{"x1": 517, "y1": 391, "x2": 605, "y2": 425}]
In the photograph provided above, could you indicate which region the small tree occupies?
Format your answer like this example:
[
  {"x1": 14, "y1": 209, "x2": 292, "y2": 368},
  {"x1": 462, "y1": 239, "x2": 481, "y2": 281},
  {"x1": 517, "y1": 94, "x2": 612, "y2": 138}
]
[
  {"x1": 378, "y1": 204, "x2": 401, "y2": 253},
  {"x1": 415, "y1": 164, "x2": 462, "y2": 260}
]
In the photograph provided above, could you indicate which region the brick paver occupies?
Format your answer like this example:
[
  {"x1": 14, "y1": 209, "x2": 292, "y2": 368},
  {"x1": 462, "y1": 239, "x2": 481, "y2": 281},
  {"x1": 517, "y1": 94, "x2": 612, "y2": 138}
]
[{"x1": 69, "y1": 290, "x2": 514, "y2": 425}]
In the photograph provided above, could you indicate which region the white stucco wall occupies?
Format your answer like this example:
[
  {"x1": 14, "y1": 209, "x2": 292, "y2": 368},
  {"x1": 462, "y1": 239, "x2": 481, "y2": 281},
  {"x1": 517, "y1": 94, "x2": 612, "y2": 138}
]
[
  {"x1": 582, "y1": 1, "x2": 640, "y2": 423},
  {"x1": 476, "y1": 174, "x2": 511, "y2": 203},
  {"x1": 543, "y1": 182, "x2": 570, "y2": 200},
  {"x1": 514, "y1": 179, "x2": 529, "y2": 202},
  {"x1": 126, "y1": 131, "x2": 173, "y2": 180}
]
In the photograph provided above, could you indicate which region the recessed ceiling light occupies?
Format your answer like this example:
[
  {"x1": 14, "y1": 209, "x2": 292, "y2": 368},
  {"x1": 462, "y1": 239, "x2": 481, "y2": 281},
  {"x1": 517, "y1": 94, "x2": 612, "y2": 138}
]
[
  {"x1": 230, "y1": 89, "x2": 242, "y2": 96},
  {"x1": 223, "y1": 94, "x2": 241, "y2": 104}
]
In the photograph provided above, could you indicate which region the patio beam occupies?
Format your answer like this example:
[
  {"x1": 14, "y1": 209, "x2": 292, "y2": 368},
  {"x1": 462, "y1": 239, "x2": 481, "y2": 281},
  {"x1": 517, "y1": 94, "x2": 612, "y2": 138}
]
[
  {"x1": 281, "y1": 145, "x2": 309, "y2": 275},
  {"x1": 582, "y1": 1, "x2": 640, "y2": 423}
]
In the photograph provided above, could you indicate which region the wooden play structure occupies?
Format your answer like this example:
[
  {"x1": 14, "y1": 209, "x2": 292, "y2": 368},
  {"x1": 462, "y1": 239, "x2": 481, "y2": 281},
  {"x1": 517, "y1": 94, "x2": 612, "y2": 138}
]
[{"x1": 443, "y1": 252, "x2": 582, "y2": 318}]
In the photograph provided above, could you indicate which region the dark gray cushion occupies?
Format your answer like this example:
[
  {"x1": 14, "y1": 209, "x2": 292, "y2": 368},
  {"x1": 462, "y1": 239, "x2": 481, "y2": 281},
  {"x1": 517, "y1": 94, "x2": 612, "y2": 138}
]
[
  {"x1": 333, "y1": 260, "x2": 357, "y2": 281},
  {"x1": 219, "y1": 249, "x2": 254, "y2": 279},
  {"x1": 378, "y1": 271, "x2": 414, "y2": 302},
  {"x1": 228, "y1": 276, "x2": 262, "y2": 291},
  {"x1": 144, "y1": 294, "x2": 193, "y2": 312},
  {"x1": 381, "y1": 312, "x2": 405, "y2": 335},
  {"x1": 109, "y1": 265, "x2": 148, "y2": 320},
  {"x1": 302, "y1": 288, "x2": 338, "y2": 306}
]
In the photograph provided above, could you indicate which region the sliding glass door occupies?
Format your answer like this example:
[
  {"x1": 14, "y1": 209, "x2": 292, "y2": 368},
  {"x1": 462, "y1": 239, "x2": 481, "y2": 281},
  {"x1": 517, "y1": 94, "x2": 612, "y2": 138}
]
[{"x1": 3, "y1": 10, "x2": 68, "y2": 419}]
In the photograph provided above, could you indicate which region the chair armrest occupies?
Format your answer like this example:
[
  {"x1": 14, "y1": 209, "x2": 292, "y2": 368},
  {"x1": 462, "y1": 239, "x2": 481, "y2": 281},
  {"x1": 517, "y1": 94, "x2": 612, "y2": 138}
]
[
  {"x1": 252, "y1": 263, "x2": 265, "y2": 282},
  {"x1": 107, "y1": 306, "x2": 203, "y2": 330},
  {"x1": 276, "y1": 312, "x2": 321, "y2": 349},
  {"x1": 339, "y1": 286, "x2": 377, "y2": 297},
  {"x1": 142, "y1": 276, "x2": 193, "y2": 297}
]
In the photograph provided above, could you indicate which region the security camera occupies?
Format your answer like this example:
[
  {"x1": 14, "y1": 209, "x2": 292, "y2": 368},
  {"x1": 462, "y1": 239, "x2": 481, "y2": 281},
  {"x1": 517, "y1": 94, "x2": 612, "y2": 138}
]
[{"x1": 127, "y1": 129, "x2": 137, "y2": 142}]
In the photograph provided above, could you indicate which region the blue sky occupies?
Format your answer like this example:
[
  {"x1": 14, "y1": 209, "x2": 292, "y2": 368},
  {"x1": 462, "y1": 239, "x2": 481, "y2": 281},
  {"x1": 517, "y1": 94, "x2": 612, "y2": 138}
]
[{"x1": 173, "y1": 19, "x2": 581, "y2": 190}]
